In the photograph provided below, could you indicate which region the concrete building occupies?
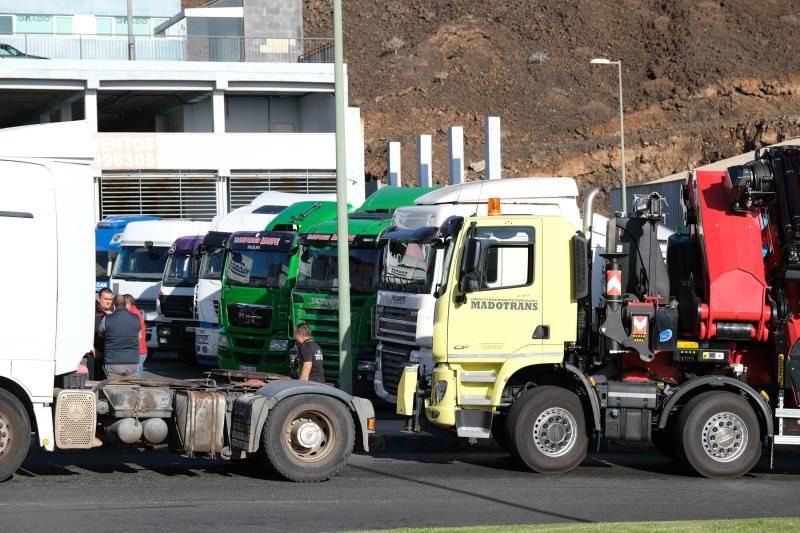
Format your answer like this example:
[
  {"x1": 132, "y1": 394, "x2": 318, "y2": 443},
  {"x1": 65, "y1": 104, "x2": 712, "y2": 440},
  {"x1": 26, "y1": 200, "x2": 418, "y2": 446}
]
[{"x1": 0, "y1": 2, "x2": 364, "y2": 220}]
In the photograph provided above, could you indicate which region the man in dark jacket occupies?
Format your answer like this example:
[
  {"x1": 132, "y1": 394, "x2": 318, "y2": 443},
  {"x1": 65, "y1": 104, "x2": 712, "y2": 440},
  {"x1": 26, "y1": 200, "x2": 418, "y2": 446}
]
[
  {"x1": 91, "y1": 288, "x2": 114, "y2": 380},
  {"x1": 98, "y1": 294, "x2": 142, "y2": 378}
]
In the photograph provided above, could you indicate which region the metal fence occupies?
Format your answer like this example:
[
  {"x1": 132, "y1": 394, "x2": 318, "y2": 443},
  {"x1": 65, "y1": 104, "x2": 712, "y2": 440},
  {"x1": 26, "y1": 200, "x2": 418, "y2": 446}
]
[{"x1": 2, "y1": 34, "x2": 334, "y2": 63}]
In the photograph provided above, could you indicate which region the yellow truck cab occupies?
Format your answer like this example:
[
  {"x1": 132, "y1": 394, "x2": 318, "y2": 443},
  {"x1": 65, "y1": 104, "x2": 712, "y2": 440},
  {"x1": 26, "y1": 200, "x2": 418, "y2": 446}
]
[{"x1": 399, "y1": 201, "x2": 593, "y2": 472}]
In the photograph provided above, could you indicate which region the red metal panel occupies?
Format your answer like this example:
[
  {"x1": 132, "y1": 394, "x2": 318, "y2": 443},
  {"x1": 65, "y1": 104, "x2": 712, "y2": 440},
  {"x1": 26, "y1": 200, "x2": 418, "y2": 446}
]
[{"x1": 689, "y1": 170, "x2": 770, "y2": 340}]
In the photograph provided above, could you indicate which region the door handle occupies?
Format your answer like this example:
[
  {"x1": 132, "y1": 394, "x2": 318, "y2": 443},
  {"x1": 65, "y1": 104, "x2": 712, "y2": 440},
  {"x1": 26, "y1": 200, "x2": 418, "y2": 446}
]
[{"x1": 532, "y1": 325, "x2": 550, "y2": 339}]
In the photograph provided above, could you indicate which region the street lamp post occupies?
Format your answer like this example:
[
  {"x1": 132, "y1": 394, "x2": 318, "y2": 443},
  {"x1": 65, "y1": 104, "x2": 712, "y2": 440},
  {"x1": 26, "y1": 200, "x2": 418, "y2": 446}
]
[
  {"x1": 590, "y1": 58, "x2": 626, "y2": 213},
  {"x1": 333, "y1": 0, "x2": 352, "y2": 394}
]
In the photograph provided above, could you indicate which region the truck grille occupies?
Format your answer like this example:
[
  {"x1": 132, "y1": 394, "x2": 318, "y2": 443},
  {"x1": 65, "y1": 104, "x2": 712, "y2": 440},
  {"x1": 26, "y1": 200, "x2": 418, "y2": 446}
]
[
  {"x1": 376, "y1": 305, "x2": 418, "y2": 345},
  {"x1": 228, "y1": 304, "x2": 272, "y2": 329},
  {"x1": 235, "y1": 338, "x2": 265, "y2": 350},
  {"x1": 137, "y1": 298, "x2": 157, "y2": 314},
  {"x1": 294, "y1": 304, "x2": 349, "y2": 379},
  {"x1": 379, "y1": 342, "x2": 414, "y2": 396},
  {"x1": 159, "y1": 295, "x2": 194, "y2": 320}
]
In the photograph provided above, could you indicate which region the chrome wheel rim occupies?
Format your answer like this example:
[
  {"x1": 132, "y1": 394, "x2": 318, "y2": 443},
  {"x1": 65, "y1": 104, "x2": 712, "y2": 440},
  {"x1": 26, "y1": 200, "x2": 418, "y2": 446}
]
[
  {"x1": 0, "y1": 414, "x2": 10, "y2": 458},
  {"x1": 533, "y1": 407, "x2": 577, "y2": 457},
  {"x1": 701, "y1": 411, "x2": 748, "y2": 463},
  {"x1": 284, "y1": 409, "x2": 336, "y2": 464}
]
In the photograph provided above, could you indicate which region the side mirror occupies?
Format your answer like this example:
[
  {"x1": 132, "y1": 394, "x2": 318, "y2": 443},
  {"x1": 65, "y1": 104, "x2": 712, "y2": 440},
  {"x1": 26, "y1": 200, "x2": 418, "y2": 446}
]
[
  {"x1": 463, "y1": 238, "x2": 481, "y2": 275},
  {"x1": 458, "y1": 273, "x2": 479, "y2": 294},
  {"x1": 431, "y1": 238, "x2": 445, "y2": 250},
  {"x1": 300, "y1": 248, "x2": 312, "y2": 262}
]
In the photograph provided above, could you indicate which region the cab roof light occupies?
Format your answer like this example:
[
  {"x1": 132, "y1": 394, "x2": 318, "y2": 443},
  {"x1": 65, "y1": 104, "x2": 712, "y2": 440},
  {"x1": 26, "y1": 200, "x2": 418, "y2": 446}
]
[{"x1": 487, "y1": 197, "x2": 501, "y2": 216}]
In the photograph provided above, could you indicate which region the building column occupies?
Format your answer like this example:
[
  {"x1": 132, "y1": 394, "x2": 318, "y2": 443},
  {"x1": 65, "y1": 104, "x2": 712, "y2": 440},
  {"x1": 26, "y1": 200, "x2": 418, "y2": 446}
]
[
  {"x1": 484, "y1": 116, "x2": 501, "y2": 180},
  {"x1": 448, "y1": 126, "x2": 464, "y2": 185},
  {"x1": 417, "y1": 134, "x2": 432, "y2": 188},
  {"x1": 387, "y1": 142, "x2": 401, "y2": 187},
  {"x1": 39, "y1": 111, "x2": 51, "y2": 124},
  {"x1": 216, "y1": 170, "x2": 230, "y2": 217},
  {"x1": 84, "y1": 89, "x2": 98, "y2": 132},
  {"x1": 212, "y1": 89, "x2": 226, "y2": 133}
]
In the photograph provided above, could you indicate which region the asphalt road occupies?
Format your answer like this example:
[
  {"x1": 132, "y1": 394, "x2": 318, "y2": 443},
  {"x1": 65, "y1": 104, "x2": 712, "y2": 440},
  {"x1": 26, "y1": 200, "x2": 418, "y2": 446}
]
[{"x1": 1, "y1": 354, "x2": 798, "y2": 533}]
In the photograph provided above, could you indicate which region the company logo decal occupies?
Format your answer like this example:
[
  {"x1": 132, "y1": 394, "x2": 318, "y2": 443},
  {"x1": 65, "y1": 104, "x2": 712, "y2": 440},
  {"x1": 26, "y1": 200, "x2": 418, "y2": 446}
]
[
  {"x1": 390, "y1": 295, "x2": 407, "y2": 305},
  {"x1": 470, "y1": 298, "x2": 538, "y2": 311},
  {"x1": 659, "y1": 329, "x2": 673, "y2": 342},
  {"x1": 311, "y1": 297, "x2": 339, "y2": 307}
]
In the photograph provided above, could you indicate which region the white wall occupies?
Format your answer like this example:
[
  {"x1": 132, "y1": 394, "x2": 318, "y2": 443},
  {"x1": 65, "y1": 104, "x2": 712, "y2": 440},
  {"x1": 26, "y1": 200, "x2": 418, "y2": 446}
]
[{"x1": 299, "y1": 93, "x2": 335, "y2": 132}]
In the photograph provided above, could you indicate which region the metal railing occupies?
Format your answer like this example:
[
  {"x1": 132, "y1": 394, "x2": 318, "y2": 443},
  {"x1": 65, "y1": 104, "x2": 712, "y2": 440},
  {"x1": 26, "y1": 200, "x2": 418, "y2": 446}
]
[{"x1": 1, "y1": 34, "x2": 334, "y2": 63}]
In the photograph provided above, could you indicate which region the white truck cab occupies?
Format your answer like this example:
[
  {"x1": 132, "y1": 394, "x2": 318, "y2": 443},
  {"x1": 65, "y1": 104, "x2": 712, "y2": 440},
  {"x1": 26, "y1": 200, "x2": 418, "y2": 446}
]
[
  {"x1": 195, "y1": 192, "x2": 336, "y2": 365},
  {"x1": 374, "y1": 178, "x2": 608, "y2": 402},
  {"x1": 111, "y1": 220, "x2": 210, "y2": 349}
]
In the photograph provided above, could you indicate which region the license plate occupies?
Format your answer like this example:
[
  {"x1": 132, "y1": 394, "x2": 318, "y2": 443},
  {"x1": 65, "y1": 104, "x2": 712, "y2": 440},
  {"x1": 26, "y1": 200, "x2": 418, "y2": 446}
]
[
  {"x1": 240, "y1": 365, "x2": 257, "y2": 372},
  {"x1": 186, "y1": 326, "x2": 196, "y2": 333}
]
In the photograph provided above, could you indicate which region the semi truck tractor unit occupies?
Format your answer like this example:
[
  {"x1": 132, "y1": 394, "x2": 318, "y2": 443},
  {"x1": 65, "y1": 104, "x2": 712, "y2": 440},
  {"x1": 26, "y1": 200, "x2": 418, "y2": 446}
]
[
  {"x1": 292, "y1": 187, "x2": 436, "y2": 396},
  {"x1": 157, "y1": 235, "x2": 204, "y2": 362},
  {"x1": 399, "y1": 147, "x2": 800, "y2": 479},
  {"x1": 195, "y1": 193, "x2": 336, "y2": 366},
  {"x1": 95, "y1": 215, "x2": 159, "y2": 291},
  {"x1": 0, "y1": 142, "x2": 374, "y2": 484},
  {"x1": 374, "y1": 177, "x2": 613, "y2": 403},
  {"x1": 112, "y1": 220, "x2": 210, "y2": 350},
  {"x1": 218, "y1": 201, "x2": 340, "y2": 374}
]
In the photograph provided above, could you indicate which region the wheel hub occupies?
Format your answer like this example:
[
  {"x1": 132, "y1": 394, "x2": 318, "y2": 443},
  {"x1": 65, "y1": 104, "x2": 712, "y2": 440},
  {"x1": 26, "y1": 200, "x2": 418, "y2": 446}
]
[
  {"x1": 0, "y1": 414, "x2": 9, "y2": 457},
  {"x1": 701, "y1": 411, "x2": 748, "y2": 463},
  {"x1": 533, "y1": 407, "x2": 577, "y2": 457},
  {"x1": 292, "y1": 421, "x2": 323, "y2": 449}
]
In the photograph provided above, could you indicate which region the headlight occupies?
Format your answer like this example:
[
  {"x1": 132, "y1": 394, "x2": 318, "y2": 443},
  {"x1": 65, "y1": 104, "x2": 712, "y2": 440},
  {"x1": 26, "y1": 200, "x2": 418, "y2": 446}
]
[
  {"x1": 431, "y1": 380, "x2": 448, "y2": 404},
  {"x1": 357, "y1": 360, "x2": 376, "y2": 372},
  {"x1": 269, "y1": 339, "x2": 289, "y2": 351},
  {"x1": 196, "y1": 334, "x2": 209, "y2": 345},
  {"x1": 218, "y1": 335, "x2": 229, "y2": 348},
  {"x1": 158, "y1": 326, "x2": 172, "y2": 336}
]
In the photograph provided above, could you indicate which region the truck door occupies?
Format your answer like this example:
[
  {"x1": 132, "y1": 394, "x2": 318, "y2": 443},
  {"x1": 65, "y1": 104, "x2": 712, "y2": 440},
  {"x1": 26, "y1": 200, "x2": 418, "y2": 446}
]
[{"x1": 447, "y1": 220, "x2": 543, "y2": 359}]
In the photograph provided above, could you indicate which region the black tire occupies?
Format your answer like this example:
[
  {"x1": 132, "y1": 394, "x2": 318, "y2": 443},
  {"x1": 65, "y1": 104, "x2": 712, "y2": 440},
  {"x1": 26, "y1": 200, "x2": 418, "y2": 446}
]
[
  {"x1": 676, "y1": 391, "x2": 761, "y2": 479},
  {"x1": 504, "y1": 386, "x2": 588, "y2": 473},
  {"x1": 259, "y1": 395, "x2": 354, "y2": 482},
  {"x1": 0, "y1": 389, "x2": 31, "y2": 482}
]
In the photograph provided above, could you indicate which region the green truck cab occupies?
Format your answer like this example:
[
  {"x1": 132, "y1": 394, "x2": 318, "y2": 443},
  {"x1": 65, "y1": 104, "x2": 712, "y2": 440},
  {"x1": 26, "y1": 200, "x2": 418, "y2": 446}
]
[
  {"x1": 291, "y1": 186, "x2": 436, "y2": 396},
  {"x1": 217, "y1": 201, "x2": 340, "y2": 373}
]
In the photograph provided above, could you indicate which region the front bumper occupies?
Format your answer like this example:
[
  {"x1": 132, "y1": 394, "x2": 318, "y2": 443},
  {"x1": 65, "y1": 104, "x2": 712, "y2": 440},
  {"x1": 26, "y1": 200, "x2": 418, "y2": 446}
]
[
  {"x1": 217, "y1": 331, "x2": 291, "y2": 374},
  {"x1": 157, "y1": 322, "x2": 197, "y2": 351}
]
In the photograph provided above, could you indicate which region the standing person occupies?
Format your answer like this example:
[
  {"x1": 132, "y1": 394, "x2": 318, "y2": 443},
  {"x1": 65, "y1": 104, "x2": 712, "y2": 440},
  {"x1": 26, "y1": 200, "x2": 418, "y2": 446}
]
[
  {"x1": 92, "y1": 288, "x2": 115, "y2": 380},
  {"x1": 98, "y1": 294, "x2": 142, "y2": 378},
  {"x1": 124, "y1": 294, "x2": 148, "y2": 378},
  {"x1": 293, "y1": 323, "x2": 325, "y2": 384}
]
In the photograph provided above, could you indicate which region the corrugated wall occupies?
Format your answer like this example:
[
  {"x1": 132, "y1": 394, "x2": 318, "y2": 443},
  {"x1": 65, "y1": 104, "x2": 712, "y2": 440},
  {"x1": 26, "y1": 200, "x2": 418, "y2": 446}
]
[{"x1": 610, "y1": 179, "x2": 686, "y2": 230}]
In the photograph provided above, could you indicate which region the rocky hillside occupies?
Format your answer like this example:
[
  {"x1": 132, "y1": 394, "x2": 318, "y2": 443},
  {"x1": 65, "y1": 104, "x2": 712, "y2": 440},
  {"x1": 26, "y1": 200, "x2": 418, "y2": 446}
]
[{"x1": 304, "y1": 0, "x2": 800, "y2": 207}]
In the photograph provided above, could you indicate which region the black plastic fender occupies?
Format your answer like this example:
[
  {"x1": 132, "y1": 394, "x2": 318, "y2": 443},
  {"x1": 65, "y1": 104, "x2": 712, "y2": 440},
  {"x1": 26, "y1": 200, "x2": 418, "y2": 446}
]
[
  {"x1": 657, "y1": 376, "x2": 774, "y2": 437},
  {"x1": 255, "y1": 380, "x2": 375, "y2": 452},
  {"x1": 564, "y1": 363, "x2": 602, "y2": 432}
]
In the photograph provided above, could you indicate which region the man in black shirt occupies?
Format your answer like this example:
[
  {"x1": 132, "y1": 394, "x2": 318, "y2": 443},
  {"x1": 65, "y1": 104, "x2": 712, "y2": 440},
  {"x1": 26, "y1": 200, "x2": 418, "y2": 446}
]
[
  {"x1": 98, "y1": 294, "x2": 142, "y2": 378},
  {"x1": 294, "y1": 323, "x2": 325, "y2": 384}
]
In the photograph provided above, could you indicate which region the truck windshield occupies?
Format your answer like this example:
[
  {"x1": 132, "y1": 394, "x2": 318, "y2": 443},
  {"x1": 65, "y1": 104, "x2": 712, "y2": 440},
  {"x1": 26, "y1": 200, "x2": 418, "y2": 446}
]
[
  {"x1": 162, "y1": 253, "x2": 198, "y2": 287},
  {"x1": 96, "y1": 251, "x2": 110, "y2": 280},
  {"x1": 112, "y1": 246, "x2": 169, "y2": 281},
  {"x1": 225, "y1": 250, "x2": 290, "y2": 288},
  {"x1": 199, "y1": 247, "x2": 225, "y2": 281},
  {"x1": 380, "y1": 240, "x2": 436, "y2": 294},
  {"x1": 296, "y1": 246, "x2": 381, "y2": 294}
]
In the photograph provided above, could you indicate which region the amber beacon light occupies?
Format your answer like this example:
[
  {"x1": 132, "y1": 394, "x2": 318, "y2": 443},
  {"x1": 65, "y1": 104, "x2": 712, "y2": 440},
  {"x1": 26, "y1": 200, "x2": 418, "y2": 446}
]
[{"x1": 487, "y1": 197, "x2": 502, "y2": 216}]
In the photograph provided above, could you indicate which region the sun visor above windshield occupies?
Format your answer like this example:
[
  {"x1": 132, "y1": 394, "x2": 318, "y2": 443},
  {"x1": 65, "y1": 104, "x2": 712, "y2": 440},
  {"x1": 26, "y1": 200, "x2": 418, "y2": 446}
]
[
  {"x1": 228, "y1": 231, "x2": 294, "y2": 252},
  {"x1": 201, "y1": 231, "x2": 231, "y2": 249},
  {"x1": 380, "y1": 225, "x2": 440, "y2": 242}
]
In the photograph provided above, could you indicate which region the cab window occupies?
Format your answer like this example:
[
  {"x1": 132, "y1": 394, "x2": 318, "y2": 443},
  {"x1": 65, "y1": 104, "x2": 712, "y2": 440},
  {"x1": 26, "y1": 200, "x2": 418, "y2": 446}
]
[{"x1": 474, "y1": 226, "x2": 534, "y2": 291}]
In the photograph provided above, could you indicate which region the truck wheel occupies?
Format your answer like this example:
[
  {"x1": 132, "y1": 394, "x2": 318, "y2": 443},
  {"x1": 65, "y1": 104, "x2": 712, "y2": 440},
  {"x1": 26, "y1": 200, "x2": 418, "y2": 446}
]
[
  {"x1": 676, "y1": 391, "x2": 761, "y2": 479},
  {"x1": 259, "y1": 395, "x2": 354, "y2": 482},
  {"x1": 505, "y1": 386, "x2": 588, "y2": 473},
  {"x1": 0, "y1": 389, "x2": 31, "y2": 482}
]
